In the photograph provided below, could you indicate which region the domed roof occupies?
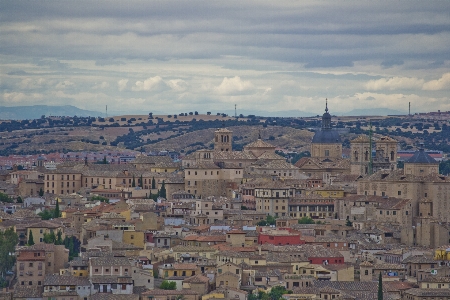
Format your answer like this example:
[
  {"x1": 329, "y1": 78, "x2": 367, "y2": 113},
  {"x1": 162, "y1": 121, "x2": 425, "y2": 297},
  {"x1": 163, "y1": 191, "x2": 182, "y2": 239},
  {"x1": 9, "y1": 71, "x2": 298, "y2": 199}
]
[
  {"x1": 406, "y1": 148, "x2": 438, "y2": 164},
  {"x1": 312, "y1": 129, "x2": 342, "y2": 144},
  {"x1": 312, "y1": 100, "x2": 341, "y2": 144}
]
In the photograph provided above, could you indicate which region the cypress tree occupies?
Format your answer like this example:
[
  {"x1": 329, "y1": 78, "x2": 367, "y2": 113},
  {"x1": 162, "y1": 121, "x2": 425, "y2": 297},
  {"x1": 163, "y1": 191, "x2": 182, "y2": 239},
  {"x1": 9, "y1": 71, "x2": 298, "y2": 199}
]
[
  {"x1": 56, "y1": 230, "x2": 63, "y2": 245},
  {"x1": 140, "y1": 175, "x2": 143, "y2": 188},
  {"x1": 378, "y1": 272, "x2": 383, "y2": 300},
  {"x1": 152, "y1": 177, "x2": 156, "y2": 189},
  {"x1": 132, "y1": 175, "x2": 136, "y2": 187},
  {"x1": 39, "y1": 188, "x2": 44, "y2": 196},
  {"x1": 68, "y1": 237, "x2": 74, "y2": 259},
  {"x1": 54, "y1": 200, "x2": 60, "y2": 218},
  {"x1": 28, "y1": 230, "x2": 35, "y2": 246},
  {"x1": 160, "y1": 180, "x2": 166, "y2": 199}
]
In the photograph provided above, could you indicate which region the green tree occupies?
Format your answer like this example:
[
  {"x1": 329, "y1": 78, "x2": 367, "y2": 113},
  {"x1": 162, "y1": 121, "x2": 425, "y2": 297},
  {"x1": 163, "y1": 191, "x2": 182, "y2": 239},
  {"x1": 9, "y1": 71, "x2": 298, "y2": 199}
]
[
  {"x1": 159, "y1": 180, "x2": 166, "y2": 199},
  {"x1": 56, "y1": 230, "x2": 63, "y2": 245},
  {"x1": 132, "y1": 175, "x2": 136, "y2": 187},
  {"x1": 440, "y1": 160, "x2": 450, "y2": 175},
  {"x1": 43, "y1": 231, "x2": 56, "y2": 244},
  {"x1": 159, "y1": 280, "x2": 176, "y2": 290},
  {"x1": 103, "y1": 156, "x2": 107, "y2": 164},
  {"x1": 27, "y1": 230, "x2": 35, "y2": 246},
  {"x1": 298, "y1": 217, "x2": 315, "y2": 224},
  {"x1": 257, "y1": 215, "x2": 276, "y2": 226},
  {"x1": 0, "y1": 193, "x2": 12, "y2": 203},
  {"x1": 266, "y1": 215, "x2": 276, "y2": 225},
  {"x1": 345, "y1": 219, "x2": 353, "y2": 227},
  {"x1": 0, "y1": 227, "x2": 19, "y2": 277},
  {"x1": 39, "y1": 188, "x2": 44, "y2": 197},
  {"x1": 152, "y1": 177, "x2": 156, "y2": 189},
  {"x1": 38, "y1": 209, "x2": 55, "y2": 220},
  {"x1": 269, "y1": 286, "x2": 292, "y2": 300},
  {"x1": 16, "y1": 196, "x2": 23, "y2": 203},
  {"x1": 248, "y1": 293, "x2": 258, "y2": 300},
  {"x1": 54, "y1": 200, "x2": 60, "y2": 219},
  {"x1": 140, "y1": 175, "x2": 143, "y2": 188},
  {"x1": 378, "y1": 272, "x2": 383, "y2": 300}
]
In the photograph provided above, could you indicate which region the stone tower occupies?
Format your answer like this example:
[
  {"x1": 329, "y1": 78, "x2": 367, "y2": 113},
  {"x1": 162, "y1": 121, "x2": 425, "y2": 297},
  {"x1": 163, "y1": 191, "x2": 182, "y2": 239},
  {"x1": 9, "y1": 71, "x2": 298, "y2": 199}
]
[
  {"x1": 359, "y1": 261, "x2": 374, "y2": 281},
  {"x1": 214, "y1": 127, "x2": 233, "y2": 152},
  {"x1": 350, "y1": 135, "x2": 371, "y2": 175},
  {"x1": 376, "y1": 136, "x2": 398, "y2": 171}
]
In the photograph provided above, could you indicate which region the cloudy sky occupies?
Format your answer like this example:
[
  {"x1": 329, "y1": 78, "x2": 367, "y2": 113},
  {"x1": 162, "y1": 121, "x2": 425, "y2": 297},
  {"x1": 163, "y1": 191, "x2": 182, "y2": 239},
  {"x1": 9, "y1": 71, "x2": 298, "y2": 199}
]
[{"x1": 1, "y1": 1, "x2": 450, "y2": 116}]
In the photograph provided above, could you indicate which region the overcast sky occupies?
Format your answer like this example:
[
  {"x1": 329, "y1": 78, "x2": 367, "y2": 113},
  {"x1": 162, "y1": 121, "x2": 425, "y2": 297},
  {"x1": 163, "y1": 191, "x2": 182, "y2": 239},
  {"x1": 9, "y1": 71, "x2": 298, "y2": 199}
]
[{"x1": 1, "y1": 1, "x2": 450, "y2": 115}]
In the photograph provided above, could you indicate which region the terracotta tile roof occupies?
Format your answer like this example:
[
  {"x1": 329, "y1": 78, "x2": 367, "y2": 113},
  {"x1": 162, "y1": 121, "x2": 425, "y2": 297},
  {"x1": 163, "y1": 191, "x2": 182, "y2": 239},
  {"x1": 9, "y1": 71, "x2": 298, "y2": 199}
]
[
  {"x1": 405, "y1": 288, "x2": 450, "y2": 297},
  {"x1": 351, "y1": 135, "x2": 370, "y2": 143},
  {"x1": 142, "y1": 289, "x2": 199, "y2": 296},
  {"x1": 44, "y1": 274, "x2": 90, "y2": 286},
  {"x1": 13, "y1": 285, "x2": 43, "y2": 298},
  {"x1": 245, "y1": 139, "x2": 276, "y2": 149},
  {"x1": 17, "y1": 251, "x2": 46, "y2": 261},
  {"x1": 172, "y1": 263, "x2": 198, "y2": 270},
  {"x1": 90, "y1": 256, "x2": 132, "y2": 266},
  {"x1": 89, "y1": 293, "x2": 139, "y2": 300},
  {"x1": 183, "y1": 274, "x2": 210, "y2": 283}
]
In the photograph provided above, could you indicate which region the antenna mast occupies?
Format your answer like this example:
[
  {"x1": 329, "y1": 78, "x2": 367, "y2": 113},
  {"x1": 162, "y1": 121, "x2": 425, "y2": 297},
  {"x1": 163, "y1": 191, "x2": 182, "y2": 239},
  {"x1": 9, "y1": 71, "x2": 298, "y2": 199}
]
[
  {"x1": 106, "y1": 105, "x2": 108, "y2": 118},
  {"x1": 235, "y1": 104, "x2": 237, "y2": 118}
]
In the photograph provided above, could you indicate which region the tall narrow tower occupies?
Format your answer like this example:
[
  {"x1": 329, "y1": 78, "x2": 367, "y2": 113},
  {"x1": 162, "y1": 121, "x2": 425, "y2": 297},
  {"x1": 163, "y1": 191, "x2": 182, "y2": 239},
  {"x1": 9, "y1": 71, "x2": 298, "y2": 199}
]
[
  {"x1": 350, "y1": 135, "x2": 371, "y2": 175},
  {"x1": 214, "y1": 127, "x2": 233, "y2": 152}
]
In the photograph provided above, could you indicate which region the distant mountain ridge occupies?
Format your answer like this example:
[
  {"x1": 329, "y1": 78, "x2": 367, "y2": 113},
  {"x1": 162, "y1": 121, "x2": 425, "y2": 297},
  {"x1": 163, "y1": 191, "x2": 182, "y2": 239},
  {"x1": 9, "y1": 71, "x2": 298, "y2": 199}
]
[
  {"x1": 0, "y1": 105, "x2": 409, "y2": 120},
  {"x1": 0, "y1": 105, "x2": 103, "y2": 120}
]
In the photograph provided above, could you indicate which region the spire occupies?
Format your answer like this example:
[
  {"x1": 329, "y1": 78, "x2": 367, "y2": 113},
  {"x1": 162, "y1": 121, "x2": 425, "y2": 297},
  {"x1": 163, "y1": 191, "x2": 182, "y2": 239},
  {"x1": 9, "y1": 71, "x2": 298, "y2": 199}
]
[
  {"x1": 258, "y1": 130, "x2": 261, "y2": 140},
  {"x1": 321, "y1": 99, "x2": 332, "y2": 130}
]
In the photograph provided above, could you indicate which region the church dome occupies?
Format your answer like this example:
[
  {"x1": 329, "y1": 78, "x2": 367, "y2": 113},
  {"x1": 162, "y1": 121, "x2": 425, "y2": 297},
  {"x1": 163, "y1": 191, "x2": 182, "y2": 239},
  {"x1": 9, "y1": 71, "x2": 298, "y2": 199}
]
[
  {"x1": 311, "y1": 100, "x2": 341, "y2": 144},
  {"x1": 406, "y1": 148, "x2": 438, "y2": 164},
  {"x1": 311, "y1": 130, "x2": 342, "y2": 144}
]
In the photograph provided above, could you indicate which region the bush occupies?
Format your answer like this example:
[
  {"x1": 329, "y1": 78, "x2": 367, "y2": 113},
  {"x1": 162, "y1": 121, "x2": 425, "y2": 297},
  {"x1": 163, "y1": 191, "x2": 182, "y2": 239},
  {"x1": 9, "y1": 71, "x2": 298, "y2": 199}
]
[{"x1": 160, "y1": 280, "x2": 176, "y2": 290}]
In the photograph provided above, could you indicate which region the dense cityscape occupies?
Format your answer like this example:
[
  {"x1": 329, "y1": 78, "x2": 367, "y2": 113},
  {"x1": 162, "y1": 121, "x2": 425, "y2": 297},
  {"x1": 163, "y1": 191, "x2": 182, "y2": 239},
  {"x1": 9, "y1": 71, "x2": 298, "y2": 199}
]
[
  {"x1": 0, "y1": 105, "x2": 449, "y2": 300},
  {"x1": 2, "y1": 1, "x2": 450, "y2": 300}
]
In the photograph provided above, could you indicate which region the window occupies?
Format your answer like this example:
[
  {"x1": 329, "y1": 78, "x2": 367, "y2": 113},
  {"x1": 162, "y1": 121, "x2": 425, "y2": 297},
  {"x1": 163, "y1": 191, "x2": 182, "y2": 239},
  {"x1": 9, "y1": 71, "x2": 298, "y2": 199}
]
[
  {"x1": 398, "y1": 191, "x2": 401, "y2": 195},
  {"x1": 325, "y1": 150, "x2": 330, "y2": 157}
]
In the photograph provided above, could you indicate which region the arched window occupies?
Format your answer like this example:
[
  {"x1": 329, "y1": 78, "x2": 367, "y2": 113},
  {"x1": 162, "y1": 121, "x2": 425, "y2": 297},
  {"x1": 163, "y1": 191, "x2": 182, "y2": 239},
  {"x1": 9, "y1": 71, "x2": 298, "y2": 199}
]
[
  {"x1": 364, "y1": 151, "x2": 369, "y2": 161},
  {"x1": 354, "y1": 151, "x2": 358, "y2": 160},
  {"x1": 390, "y1": 151, "x2": 395, "y2": 161}
]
